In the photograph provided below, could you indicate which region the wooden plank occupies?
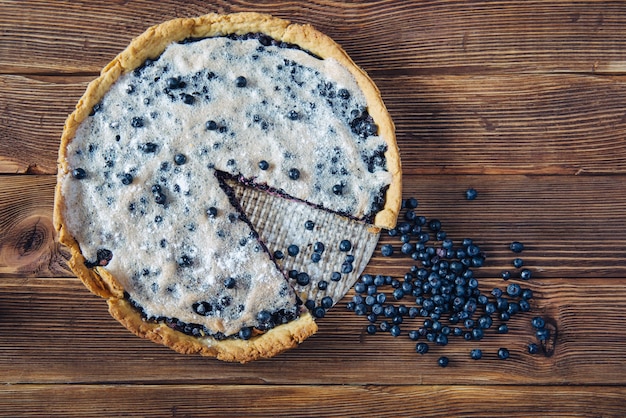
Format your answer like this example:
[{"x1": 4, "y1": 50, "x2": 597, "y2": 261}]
[
  {"x1": 1, "y1": 274, "x2": 626, "y2": 385},
  {"x1": 0, "y1": 384, "x2": 624, "y2": 417},
  {"x1": 2, "y1": 1, "x2": 626, "y2": 75},
  {"x1": 2, "y1": 174, "x2": 625, "y2": 279},
  {"x1": 3, "y1": 73, "x2": 626, "y2": 175}
]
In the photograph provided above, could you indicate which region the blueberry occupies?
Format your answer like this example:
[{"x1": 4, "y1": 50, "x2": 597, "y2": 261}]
[
  {"x1": 331, "y1": 272, "x2": 341, "y2": 282},
  {"x1": 154, "y1": 192, "x2": 166, "y2": 205},
  {"x1": 311, "y1": 252, "x2": 321, "y2": 263},
  {"x1": 72, "y1": 168, "x2": 87, "y2": 179},
  {"x1": 366, "y1": 324, "x2": 377, "y2": 335},
  {"x1": 332, "y1": 184, "x2": 344, "y2": 195},
  {"x1": 339, "y1": 240, "x2": 352, "y2": 252},
  {"x1": 528, "y1": 342, "x2": 539, "y2": 354},
  {"x1": 497, "y1": 348, "x2": 510, "y2": 359},
  {"x1": 238, "y1": 327, "x2": 252, "y2": 340},
  {"x1": 304, "y1": 220, "x2": 315, "y2": 230},
  {"x1": 501, "y1": 271, "x2": 511, "y2": 281},
  {"x1": 510, "y1": 241, "x2": 525, "y2": 253},
  {"x1": 415, "y1": 342, "x2": 429, "y2": 355},
  {"x1": 313, "y1": 306, "x2": 326, "y2": 318},
  {"x1": 536, "y1": 328, "x2": 550, "y2": 341},
  {"x1": 207, "y1": 207, "x2": 218, "y2": 218},
  {"x1": 192, "y1": 301, "x2": 212, "y2": 316},
  {"x1": 268, "y1": 251, "x2": 283, "y2": 262},
  {"x1": 206, "y1": 120, "x2": 218, "y2": 130},
  {"x1": 287, "y1": 244, "x2": 299, "y2": 257},
  {"x1": 318, "y1": 280, "x2": 328, "y2": 290},
  {"x1": 235, "y1": 76, "x2": 247, "y2": 87},
  {"x1": 287, "y1": 110, "x2": 299, "y2": 120},
  {"x1": 321, "y1": 296, "x2": 333, "y2": 309},
  {"x1": 341, "y1": 262, "x2": 354, "y2": 274},
  {"x1": 465, "y1": 188, "x2": 478, "y2": 200},
  {"x1": 313, "y1": 242, "x2": 325, "y2": 253},
  {"x1": 141, "y1": 142, "x2": 158, "y2": 153},
  {"x1": 224, "y1": 277, "x2": 236, "y2": 289},
  {"x1": 498, "y1": 324, "x2": 509, "y2": 333},
  {"x1": 177, "y1": 255, "x2": 193, "y2": 267},
  {"x1": 428, "y1": 219, "x2": 442, "y2": 232},
  {"x1": 520, "y1": 269, "x2": 532, "y2": 280},
  {"x1": 390, "y1": 325, "x2": 401, "y2": 337},
  {"x1": 288, "y1": 168, "x2": 300, "y2": 180},
  {"x1": 521, "y1": 288, "x2": 534, "y2": 300},
  {"x1": 381, "y1": 244, "x2": 394, "y2": 257},
  {"x1": 337, "y1": 88, "x2": 350, "y2": 100},
  {"x1": 354, "y1": 304, "x2": 367, "y2": 316},
  {"x1": 513, "y1": 258, "x2": 524, "y2": 268},
  {"x1": 174, "y1": 153, "x2": 187, "y2": 165},
  {"x1": 166, "y1": 76, "x2": 183, "y2": 89},
  {"x1": 258, "y1": 160, "x2": 269, "y2": 170},
  {"x1": 506, "y1": 283, "x2": 521, "y2": 297},
  {"x1": 257, "y1": 310, "x2": 271, "y2": 323},
  {"x1": 438, "y1": 356, "x2": 449, "y2": 367},
  {"x1": 470, "y1": 348, "x2": 482, "y2": 360},
  {"x1": 131, "y1": 117, "x2": 144, "y2": 128},
  {"x1": 182, "y1": 94, "x2": 195, "y2": 105}
]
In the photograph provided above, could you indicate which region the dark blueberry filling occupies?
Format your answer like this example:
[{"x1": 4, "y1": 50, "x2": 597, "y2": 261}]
[{"x1": 85, "y1": 248, "x2": 113, "y2": 268}]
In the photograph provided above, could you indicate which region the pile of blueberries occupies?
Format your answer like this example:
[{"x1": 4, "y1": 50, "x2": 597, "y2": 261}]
[{"x1": 347, "y1": 195, "x2": 550, "y2": 366}]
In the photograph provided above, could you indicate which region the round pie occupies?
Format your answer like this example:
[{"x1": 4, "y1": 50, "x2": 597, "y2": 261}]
[{"x1": 54, "y1": 12, "x2": 401, "y2": 362}]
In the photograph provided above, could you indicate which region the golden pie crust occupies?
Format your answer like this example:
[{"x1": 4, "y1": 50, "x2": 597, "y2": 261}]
[{"x1": 54, "y1": 12, "x2": 401, "y2": 363}]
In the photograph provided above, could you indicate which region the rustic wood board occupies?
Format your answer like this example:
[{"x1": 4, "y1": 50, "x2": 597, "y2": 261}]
[{"x1": 2, "y1": 1, "x2": 626, "y2": 416}]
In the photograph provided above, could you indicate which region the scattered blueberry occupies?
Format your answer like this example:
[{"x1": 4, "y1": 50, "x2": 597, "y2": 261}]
[
  {"x1": 513, "y1": 258, "x2": 524, "y2": 268},
  {"x1": 381, "y1": 244, "x2": 394, "y2": 257},
  {"x1": 465, "y1": 188, "x2": 478, "y2": 200},
  {"x1": 416, "y1": 342, "x2": 429, "y2": 355},
  {"x1": 304, "y1": 220, "x2": 315, "y2": 230},
  {"x1": 258, "y1": 160, "x2": 269, "y2": 170},
  {"x1": 206, "y1": 120, "x2": 218, "y2": 130},
  {"x1": 528, "y1": 343, "x2": 539, "y2": 354},
  {"x1": 470, "y1": 348, "x2": 483, "y2": 360},
  {"x1": 313, "y1": 242, "x2": 325, "y2": 253},
  {"x1": 311, "y1": 252, "x2": 322, "y2": 263},
  {"x1": 510, "y1": 241, "x2": 525, "y2": 253},
  {"x1": 497, "y1": 348, "x2": 510, "y2": 359},
  {"x1": 438, "y1": 356, "x2": 449, "y2": 367},
  {"x1": 332, "y1": 184, "x2": 344, "y2": 195},
  {"x1": 520, "y1": 269, "x2": 532, "y2": 280},
  {"x1": 206, "y1": 206, "x2": 218, "y2": 218}
]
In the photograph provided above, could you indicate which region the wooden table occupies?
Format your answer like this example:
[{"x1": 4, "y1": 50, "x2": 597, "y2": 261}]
[{"x1": 2, "y1": 1, "x2": 626, "y2": 416}]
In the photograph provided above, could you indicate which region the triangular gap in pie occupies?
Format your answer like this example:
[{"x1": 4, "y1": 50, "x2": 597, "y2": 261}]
[{"x1": 53, "y1": 12, "x2": 401, "y2": 362}]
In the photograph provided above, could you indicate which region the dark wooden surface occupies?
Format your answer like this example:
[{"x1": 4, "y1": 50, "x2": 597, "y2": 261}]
[{"x1": 2, "y1": 1, "x2": 626, "y2": 416}]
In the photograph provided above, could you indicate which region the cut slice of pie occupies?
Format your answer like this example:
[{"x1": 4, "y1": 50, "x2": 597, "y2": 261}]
[{"x1": 54, "y1": 12, "x2": 401, "y2": 363}]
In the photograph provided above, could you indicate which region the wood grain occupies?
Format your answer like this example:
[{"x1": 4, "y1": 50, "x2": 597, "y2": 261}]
[
  {"x1": 3, "y1": 73, "x2": 626, "y2": 174},
  {"x1": 1, "y1": 276, "x2": 626, "y2": 386},
  {"x1": 2, "y1": 1, "x2": 626, "y2": 75},
  {"x1": 0, "y1": 384, "x2": 624, "y2": 417},
  {"x1": 2, "y1": 1, "x2": 626, "y2": 415}
]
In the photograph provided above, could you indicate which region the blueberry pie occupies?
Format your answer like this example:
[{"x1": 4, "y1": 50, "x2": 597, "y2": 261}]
[{"x1": 54, "y1": 12, "x2": 401, "y2": 362}]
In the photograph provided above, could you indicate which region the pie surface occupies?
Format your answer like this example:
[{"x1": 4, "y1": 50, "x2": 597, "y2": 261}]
[{"x1": 54, "y1": 12, "x2": 401, "y2": 362}]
